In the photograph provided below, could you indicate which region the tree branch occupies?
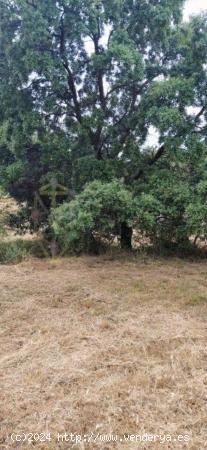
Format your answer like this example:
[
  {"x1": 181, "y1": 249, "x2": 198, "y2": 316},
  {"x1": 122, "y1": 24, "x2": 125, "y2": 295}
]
[
  {"x1": 127, "y1": 106, "x2": 206, "y2": 183},
  {"x1": 25, "y1": 0, "x2": 37, "y2": 9},
  {"x1": 59, "y1": 16, "x2": 82, "y2": 123},
  {"x1": 195, "y1": 105, "x2": 206, "y2": 120},
  {"x1": 128, "y1": 144, "x2": 165, "y2": 182},
  {"x1": 92, "y1": 32, "x2": 106, "y2": 112},
  {"x1": 193, "y1": 105, "x2": 206, "y2": 127}
]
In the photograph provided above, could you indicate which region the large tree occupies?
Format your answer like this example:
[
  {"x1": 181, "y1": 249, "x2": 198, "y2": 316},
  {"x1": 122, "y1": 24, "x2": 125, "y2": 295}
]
[{"x1": 0, "y1": 0, "x2": 207, "y2": 247}]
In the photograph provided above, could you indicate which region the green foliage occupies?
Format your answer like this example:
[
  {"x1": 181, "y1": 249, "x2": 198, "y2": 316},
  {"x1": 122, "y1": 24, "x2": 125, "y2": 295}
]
[
  {"x1": 52, "y1": 180, "x2": 136, "y2": 253},
  {"x1": 0, "y1": 198, "x2": 9, "y2": 238},
  {"x1": 72, "y1": 156, "x2": 123, "y2": 190},
  {"x1": 0, "y1": 240, "x2": 31, "y2": 264},
  {"x1": 136, "y1": 187, "x2": 190, "y2": 248},
  {"x1": 187, "y1": 202, "x2": 207, "y2": 241},
  {"x1": 134, "y1": 137, "x2": 207, "y2": 248},
  {"x1": 0, "y1": 215, "x2": 6, "y2": 238},
  {"x1": 0, "y1": 0, "x2": 207, "y2": 252}
]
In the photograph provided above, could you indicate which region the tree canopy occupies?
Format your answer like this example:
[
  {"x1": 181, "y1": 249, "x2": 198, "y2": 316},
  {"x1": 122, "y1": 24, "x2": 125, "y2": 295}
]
[{"x1": 0, "y1": 0, "x2": 207, "y2": 249}]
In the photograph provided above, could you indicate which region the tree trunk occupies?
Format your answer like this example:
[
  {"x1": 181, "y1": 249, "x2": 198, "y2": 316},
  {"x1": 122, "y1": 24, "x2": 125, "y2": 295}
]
[{"x1": 120, "y1": 222, "x2": 132, "y2": 250}]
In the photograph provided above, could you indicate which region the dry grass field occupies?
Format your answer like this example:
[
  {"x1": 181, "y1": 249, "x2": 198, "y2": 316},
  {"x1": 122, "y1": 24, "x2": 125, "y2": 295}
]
[{"x1": 0, "y1": 254, "x2": 207, "y2": 449}]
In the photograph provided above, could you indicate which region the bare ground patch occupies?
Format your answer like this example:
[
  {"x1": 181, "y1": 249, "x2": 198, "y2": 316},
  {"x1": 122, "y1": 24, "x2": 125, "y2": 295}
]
[{"x1": 0, "y1": 256, "x2": 207, "y2": 449}]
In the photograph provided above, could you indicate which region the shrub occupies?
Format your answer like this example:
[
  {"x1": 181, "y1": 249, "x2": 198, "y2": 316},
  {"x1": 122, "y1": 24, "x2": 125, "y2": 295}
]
[
  {"x1": 52, "y1": 180, "x2": 136, "y2": 253},
  {"x1": 136, "y1": 192, "x2": 190, "y2": 249},
  {"x1": 0, "y1": 240, "x2": 31, "y2": 264}
]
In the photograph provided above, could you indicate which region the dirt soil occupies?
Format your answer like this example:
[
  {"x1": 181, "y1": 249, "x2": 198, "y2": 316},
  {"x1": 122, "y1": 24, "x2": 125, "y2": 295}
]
[{"x1": 0, "y1": 255, "x2": 207, "y2": 450}]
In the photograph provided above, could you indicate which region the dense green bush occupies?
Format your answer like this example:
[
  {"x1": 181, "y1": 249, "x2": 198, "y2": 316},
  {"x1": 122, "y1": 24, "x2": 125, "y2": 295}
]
[
  {"x1": 52, "y1": 174, "x2": 207, "y2": 254},
  {"x1": 135, "y1": 185, "x2": 191, "y2": 248},
  {"x1": 52, "y1": 180, "x2": 136, "y2": 253}
]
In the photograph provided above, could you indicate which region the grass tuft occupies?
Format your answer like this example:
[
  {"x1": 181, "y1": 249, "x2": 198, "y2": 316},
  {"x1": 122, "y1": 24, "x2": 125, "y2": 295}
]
[{"x1": 187, "y1": 293, "x2": 207, "y2": 306}]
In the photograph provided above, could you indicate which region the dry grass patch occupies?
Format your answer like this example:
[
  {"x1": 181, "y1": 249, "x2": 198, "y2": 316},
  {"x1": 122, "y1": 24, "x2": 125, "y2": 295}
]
[{"x1": 0, "y1": 255, "x2": 207, "y2": 449}]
